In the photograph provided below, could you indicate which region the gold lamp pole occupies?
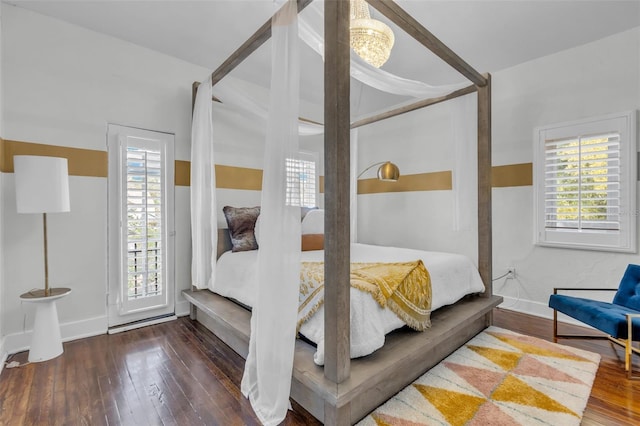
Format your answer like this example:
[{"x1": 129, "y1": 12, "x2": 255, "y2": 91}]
[{"x1": 43, "y1": 213, "x2": 50, "y2": 295}]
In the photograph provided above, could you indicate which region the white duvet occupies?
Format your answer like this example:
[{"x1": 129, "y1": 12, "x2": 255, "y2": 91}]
[{"x1": 214, "y1": 243, "x2": 485, "y2": 365}]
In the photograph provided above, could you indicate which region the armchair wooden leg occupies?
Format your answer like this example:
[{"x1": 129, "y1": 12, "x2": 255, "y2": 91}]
[
  {"x1": 626, "y1": 313, "x2": 640, "y2": 380},
  {"x1": 553, "y1": 309, "x2": 558, "y2": 343}
]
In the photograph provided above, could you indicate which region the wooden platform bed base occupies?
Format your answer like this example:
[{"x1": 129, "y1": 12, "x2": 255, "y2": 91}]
[{"x1": 184, "y1": 289, "x2": 502, "y2": 424}]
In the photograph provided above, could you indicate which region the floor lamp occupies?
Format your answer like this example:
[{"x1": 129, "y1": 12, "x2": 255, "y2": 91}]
[
  {"x1": 14, "y1": 155, "x2": 71, "y2": 297},
  {"x1": 357, "y1": 161, "x2": 400, "y2": 181},
  {"x1": 14, "y1": 155, "x2": 72, "y2": 362}
]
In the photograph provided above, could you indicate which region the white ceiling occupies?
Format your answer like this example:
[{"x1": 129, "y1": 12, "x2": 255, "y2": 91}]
[{"x1": 5, "y1": 0, "x2": 640, "y2": 115}]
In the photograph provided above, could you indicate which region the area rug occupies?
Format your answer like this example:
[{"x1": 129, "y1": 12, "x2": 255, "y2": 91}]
[{"x1": 357, "y1": 326, "x2": 600, "y2": 426}]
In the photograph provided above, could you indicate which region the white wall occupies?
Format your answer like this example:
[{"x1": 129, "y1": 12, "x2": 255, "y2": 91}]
[
  {"x1": 0, "y1": 4, "x2": 269, "y2": 353},
  {"x1": 358, "y1": 27, "x2": 640, "y2": 320},
  {"x1": 491, "y1": 27, "x2": 640, "y2": 317},
  {"x1": 0, "y1": 3, "x2": 6, "y2": 365},
  {"x1": 357, "y1": 93, "x2": 479, "y2": 262}
]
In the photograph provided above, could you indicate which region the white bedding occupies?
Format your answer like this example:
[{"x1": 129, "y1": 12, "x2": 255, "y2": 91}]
[{"x1": 214, "y1": 243, "x2": 485, "y2": 365}]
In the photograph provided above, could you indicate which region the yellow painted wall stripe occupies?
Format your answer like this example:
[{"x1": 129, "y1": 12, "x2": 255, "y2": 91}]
[
  {"x1": 177, "y1": 162, "x2": 263, "y2": 189},
  {"x1": 1, "y1": 139, "x2": 534, "y2": 190},
  {"x1": 175, "y1": 160, "x2": 191, "y2": 186},
  {"x1": 215, "y1": 164, "x2": 262, "y2": 191},
  {"x1": 357, "y1": 170, "x2": 452, "y2": 194},
  {"x1": 1, "y1": 139, "x2": 108, "y2": 178},
  {"x1": 492, "y1": 163, "x2": 532, "y2": 188}
]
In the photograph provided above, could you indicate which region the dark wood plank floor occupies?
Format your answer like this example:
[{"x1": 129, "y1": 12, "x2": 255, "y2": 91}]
[{"x1": 0, "y1": 308, "x2": 637, "y2": 425}]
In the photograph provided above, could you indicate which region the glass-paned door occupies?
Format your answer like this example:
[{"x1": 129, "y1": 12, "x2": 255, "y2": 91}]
[{"x1": 107, "y1": 124, "x2": 175, "y2": 327}]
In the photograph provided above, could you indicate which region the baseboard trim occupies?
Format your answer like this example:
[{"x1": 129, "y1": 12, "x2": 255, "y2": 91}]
[
  {"x1": 108, "y1": 314, "x2": 177, "y2": 335},
  {"x1": 497, "y1": 295, "x2": 595, "y2": 328},
  {"x1": 175, "y1": 299, "x2": 191, "y2": 317},
  {"x1": 0, "y1": 337, "x2": 7, "y2": 375},
  {"x1": 4, "y1": 315, "x2": 108, "y2": 355},
  {"x1": 495, "y1": 295, "x2": 550, "y2": 318}
]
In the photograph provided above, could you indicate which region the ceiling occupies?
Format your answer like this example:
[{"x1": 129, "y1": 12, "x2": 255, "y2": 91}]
[{"x1": 5, "y1": 0, "x2": 640, "y2": 116}]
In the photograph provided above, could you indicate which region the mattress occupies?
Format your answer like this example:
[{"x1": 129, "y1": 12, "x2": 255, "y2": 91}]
[{"x1": 214, "y1": 243, "x2": 485, "y2": 365}]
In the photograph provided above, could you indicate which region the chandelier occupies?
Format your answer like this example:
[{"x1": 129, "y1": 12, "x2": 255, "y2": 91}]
[{"x1": 349, "y1": 0, "x2": 395, "y2": 68}]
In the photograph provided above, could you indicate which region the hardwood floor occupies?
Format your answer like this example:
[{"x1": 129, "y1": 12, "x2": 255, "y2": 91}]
[{"x1": 0, "y1": 308, "x2": 637, "y2": 425}]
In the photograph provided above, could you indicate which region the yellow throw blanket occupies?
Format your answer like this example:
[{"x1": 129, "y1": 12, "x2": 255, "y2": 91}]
[{"x1": 298, "y1": 260, "x2": 432, "y2": 332}]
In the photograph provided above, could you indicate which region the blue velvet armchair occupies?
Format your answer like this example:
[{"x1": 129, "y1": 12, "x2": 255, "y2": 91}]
[{"x1": 548, "y1": 264, "x2": 640, "y2": 379}]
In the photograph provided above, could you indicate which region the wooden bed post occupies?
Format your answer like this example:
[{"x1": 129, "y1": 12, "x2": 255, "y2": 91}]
[
  {"x1": 324, "y1": 0, "x2": 351, "y2": 423},
  {"x1": 477, "y1": 73, "x2": 492, "y2": 297}
]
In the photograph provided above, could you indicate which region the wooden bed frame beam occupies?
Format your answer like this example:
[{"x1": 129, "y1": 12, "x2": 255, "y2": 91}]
[
  {"x1": 350, "y1": 84, "x2": 477, "y2": 129},
  {"x1": 477, "y1": 73, "x2": 492, "y2": 293},
  {"x1": 366, "y1": 0, "x2": 487, "y2": 87},
  {"x1": 209, "y1": 0, "x2": 315, "y2": 87},
  {"x1": 323, "y1": 0, "x2": 352, "y2": 392}
]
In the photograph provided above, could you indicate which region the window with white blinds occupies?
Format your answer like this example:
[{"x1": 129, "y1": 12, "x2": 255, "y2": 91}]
[
  {"x1": 544, "y1": 133, "x2": 620, "y2": 231},
  {"x1": 126, "y1": 145, "x2": 163, "y2": 300},
  {"x1": 286, "y1": 152, "x2": 318, "y2": 207},
  {"x1": 534, "y1": 111, "x2": 636, "y2": 252}
]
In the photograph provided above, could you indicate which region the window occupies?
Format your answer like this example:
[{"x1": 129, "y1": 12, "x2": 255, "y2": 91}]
[
  {"x1": 125, "y1": 144, "x2": 164, "y2": 300},
  {"x1": 286, "y1": 151, "x2": 318, "y2": 207},
  {"x1": 107, "y1": 125, "x2": 175, "y2": 326},
  {"x1": 533, "y1": 111, "x2": 637, "y2": 252}
]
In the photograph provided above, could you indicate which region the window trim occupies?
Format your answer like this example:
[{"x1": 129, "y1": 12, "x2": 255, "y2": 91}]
[{"x1": 533, "y1": 110, "x2": 637, "y2": 253}]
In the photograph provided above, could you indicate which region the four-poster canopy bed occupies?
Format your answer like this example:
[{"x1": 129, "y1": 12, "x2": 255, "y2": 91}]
[{"x1": 183, "y1": 0, "x2": 502, "y2": 424}]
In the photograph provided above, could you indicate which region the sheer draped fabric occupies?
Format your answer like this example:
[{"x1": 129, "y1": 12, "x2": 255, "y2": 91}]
[
  {"x1": 451, "y1": 93, "x2": 477, "y2": 232},
  {"x1": 240, "y1": 2, "x2": 302, "y2": 425},
  {"x1": 190, "y1": 75, "x2": 217, "y2": 290},
  {"x1": 298, "y1": 1, "x2": 466, "y2": 98},
  {"x1": 351, "y1": 128, "x2": 359, "y2": 243},
  {"x1": 213, "y1": 78, "x2": 323, "y2": 136},
  {"x1": 208, "y1": 0, "x2": 468, "y2": 134}
]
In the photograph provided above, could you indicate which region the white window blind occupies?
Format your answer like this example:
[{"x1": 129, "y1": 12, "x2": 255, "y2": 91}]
[
  {"x1": 544, "y1": 133, "x2": 620, "y2": 231},
  {"x1": 286, "y1": 152, "x2": 318, "y2": 207},
  {"x1": 534, "y1": 111, "x2": 636, "y2": 252},
  {"x1": 126, "y1": 145, "x2": 163, "y2": 300}
]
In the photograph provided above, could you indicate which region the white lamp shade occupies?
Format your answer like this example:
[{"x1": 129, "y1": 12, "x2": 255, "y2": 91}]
[{"x1": 14, "y1": 156, "x2": 70, "y2": 214}]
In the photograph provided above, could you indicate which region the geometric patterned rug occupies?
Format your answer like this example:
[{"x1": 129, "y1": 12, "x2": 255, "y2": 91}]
[{"x1": 357, "y1": 326, "x2": 601, "y2": 426}]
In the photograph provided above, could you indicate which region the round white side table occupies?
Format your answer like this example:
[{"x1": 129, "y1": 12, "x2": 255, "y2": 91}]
[{"x1": 19, "y1": 287, "x2": 71, "y2": 362}]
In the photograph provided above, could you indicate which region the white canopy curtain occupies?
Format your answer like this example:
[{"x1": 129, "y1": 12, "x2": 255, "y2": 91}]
[
  {"x1": 298, "y1": 0, "x2": 466, "y2": 98},
  {"x1": 240, "y1": 1, "x2": 301, "y2": 425},
  {"x1": 451, "y1": 93, "x2": 478, "y2": 232},
  {"x1": 213, "y1": 79, "x2": 323, "y2": 136},
  {"x1": 190, "y1": 75, "x2": 217, "y2": 291}
]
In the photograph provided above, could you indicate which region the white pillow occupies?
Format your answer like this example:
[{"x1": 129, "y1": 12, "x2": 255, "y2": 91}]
[{"x1": 301, "y1": 209, "x2": 324, "y2": 235}]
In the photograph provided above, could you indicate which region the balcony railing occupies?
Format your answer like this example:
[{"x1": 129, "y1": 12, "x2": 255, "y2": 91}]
[{"x1": 128, "y1": 241, "x2": 161, "y2": 298}]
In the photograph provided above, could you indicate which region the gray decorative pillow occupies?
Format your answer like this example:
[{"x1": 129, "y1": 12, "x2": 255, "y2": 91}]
[{"x1": 222, "y1": 206, "x2": 261, "y2": 252}]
